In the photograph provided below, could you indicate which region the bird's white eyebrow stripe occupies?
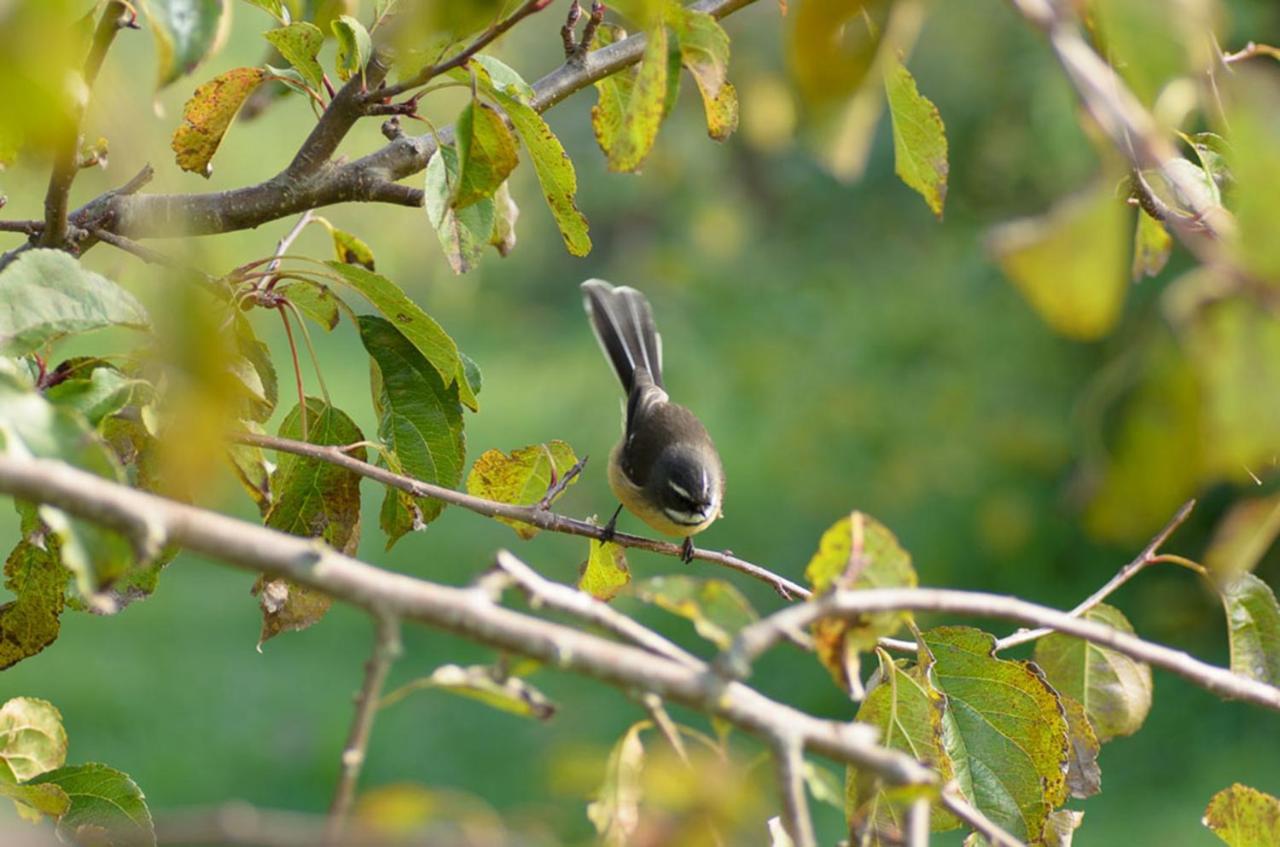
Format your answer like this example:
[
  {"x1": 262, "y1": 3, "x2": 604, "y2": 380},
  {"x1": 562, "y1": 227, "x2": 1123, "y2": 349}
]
[{"x1": 667, "y1": 480, "x2": 695, "y2": 501}]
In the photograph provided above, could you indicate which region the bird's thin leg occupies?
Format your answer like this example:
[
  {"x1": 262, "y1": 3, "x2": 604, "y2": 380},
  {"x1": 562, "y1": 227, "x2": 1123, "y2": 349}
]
[
  {"x1": 600, "y1": 503, "x2": 624, "y2": 543},
  {"x1": 680, "y1": 537, "x2": 695, "y2": 564}
]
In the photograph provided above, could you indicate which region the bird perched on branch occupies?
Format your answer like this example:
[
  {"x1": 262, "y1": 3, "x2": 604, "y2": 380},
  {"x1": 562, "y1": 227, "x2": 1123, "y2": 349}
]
[{"x1": 581, "y1": 279, "x2": 724, "y2": 563}]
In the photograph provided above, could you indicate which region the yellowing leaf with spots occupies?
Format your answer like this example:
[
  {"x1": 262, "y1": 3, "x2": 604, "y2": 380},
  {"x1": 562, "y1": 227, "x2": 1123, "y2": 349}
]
[
  {"x1": 465, "y1": 441, "x2": 580, "y2": 539},
  {"x1": 1204, "y1": 783, "x2": 1280, "y2": 847},
  {"x1": 988, "y1": 182, "x2": 1129, "y2": 340},
  {"x1": 579, "y1": 539, "x2": 630, "y2": 601},
  {"x1": 171, "y1": 67, "x2": 266, "y2": 176},
  {"x1": 674, "y1": 10, "x2": 738, "y2": 141},
  {"x1": 884, "y1": 53, "x2": 948, "y2": 218}
]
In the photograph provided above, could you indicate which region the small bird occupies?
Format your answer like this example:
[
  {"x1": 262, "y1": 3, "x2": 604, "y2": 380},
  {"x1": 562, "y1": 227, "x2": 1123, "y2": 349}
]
[{"x1": 581, "y1": 279, "x2": 724, "y2": 562}]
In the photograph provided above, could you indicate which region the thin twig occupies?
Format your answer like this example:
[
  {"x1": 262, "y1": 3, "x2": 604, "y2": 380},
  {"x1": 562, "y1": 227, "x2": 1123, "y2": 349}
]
[
  {"x1": 261, "y1": 210, "x2": 315, "y2": 292},
  {"x1": 1221, "y1": 41, "x2": 1280, "y2": 65},
  {"x1": 92, "y1": 229, "x2": 193, "y2": 271},
  {"x1": 771, "y1": 733, "x2": 815, "y2": 847},
  {"x1": 939, "y1": 787, "x2": 1025, "y2": 847},
  {"x1": 997, "y1": 499, "x2": 1195, "y2": 649},
  {"x1": 235, "y1": 432, "x2": 811, "y2": 600},
  {"x1": 641, "y1": 692, "x2": 690, "y2": 764},
  {"x1": 38, "y1": 1, "x2": 130, "y2": 249},
  {"x1": 720, "y1": 586, "x2": 1280, "y2": 712},
  {"x1": 369, "y1": 0, "x2": 554, "y2": 102},
  {"x1": 0, "y1": 220, "x2": 42, "y2": 235},
  {"x1": 326, "y1": 614, "x2": 401, "y2": 841}
]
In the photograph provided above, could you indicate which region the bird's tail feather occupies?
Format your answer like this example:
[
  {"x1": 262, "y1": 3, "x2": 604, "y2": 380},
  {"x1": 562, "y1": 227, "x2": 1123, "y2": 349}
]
[{"x1": 581, "y1": 279, "x2": 664, "y2": 394}]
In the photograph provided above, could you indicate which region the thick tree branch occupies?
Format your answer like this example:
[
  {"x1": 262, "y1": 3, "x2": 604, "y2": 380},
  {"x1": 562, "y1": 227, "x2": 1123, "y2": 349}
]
[
  {"x1": 38, "y1": 1, "x2": 131, "y2": 249},
  {"x1": 0, "y1": 454, "x2": 937, "y2": 788},
  {"x1": 327, "y1": 614, "x2": 401, "y2": 840},
  {"x1": 234, "y1": 431, "x2": 811, "y2": 600},
  {"x1": 39, "y1": 0, "x2": 756, "y2": 243},
  {"x1": 720, "y1": 587, "x2": 1280, "y2": 712}
]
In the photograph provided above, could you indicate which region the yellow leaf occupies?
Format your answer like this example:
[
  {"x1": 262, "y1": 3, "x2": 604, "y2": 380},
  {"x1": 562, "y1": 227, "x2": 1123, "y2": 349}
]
[
  {"x1": 579, "y1": 539, "x2": 630, "y2": 601},
  {"x1": 170, "y1": 67, "x2": 267, "y2": 177}
]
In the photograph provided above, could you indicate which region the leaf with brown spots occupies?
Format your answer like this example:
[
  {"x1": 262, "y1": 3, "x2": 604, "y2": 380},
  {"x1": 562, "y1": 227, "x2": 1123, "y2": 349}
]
[{"x1": 171, "y1": 67, "x2": 266, "y2": 176}]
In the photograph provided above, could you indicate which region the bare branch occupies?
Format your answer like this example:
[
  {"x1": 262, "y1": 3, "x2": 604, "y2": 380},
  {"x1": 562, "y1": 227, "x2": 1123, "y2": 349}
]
[
  {"x1": 38, "y1": 1, "x2": 131, "y2": 249},
  {"x1": 720, "y1": 587, "x2": 1280, "y2": 712},
  {"x1": 903, "y1": 796, "x2": 931, "y2": 847},
  {"x1": 771, "y1": 733, "x2": 816, "y2": 847},
  {"x1": 998, "y1": 499, "x2": 1195, "y2": 649},
  {"x1": 0, "y1": 453, "x2": 936, "y2": 786},
  {"x1": 327, "y1": 614, "x2": 401, "y2": 841},
  {"x1": 235, "y1": 431, "x2": 811, "y2": 600}
]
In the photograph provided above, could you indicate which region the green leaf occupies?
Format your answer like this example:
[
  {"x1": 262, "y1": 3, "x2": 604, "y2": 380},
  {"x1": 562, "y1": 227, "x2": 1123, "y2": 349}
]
[
  {"x1": 1220, "y1": 574, "x2": 1280, "y2": 687},
  {"x1": 629, "y1": 575, "x2": 756, "y2": 649},
  {"x1": 1131, "y1": 209, "x2": 1172, "y2": 281},
  {"x1": 0, "y1": 250, "x2": 150, "y2": 356},
  {"x1": 587, "y1": 721, "x2": 649, "y2": 846},
  {"x1": 331, "y1": 15, "x2": 371, "y2": 82},
  {"x1": 358, "y1": 316, "x2": 466, "y2": 548},
  {"x1": 385, "y1": 664, "x2": 555, "y2": 720},
  {"x1": 0, "y1": 763, "x2": 70, "y2": 820},
  {"x1": 674, "y1": 10, "x2": 738, "y2": 141},
  {"x1": 1223, "y1": 67, "x2": 1280, "y2": 282},
  {"x1": 0, "y1": 697, "x2": 67, "y2": 781},
  {"x1": 170, "y1": 67, "x2": 267, "y2": 176},
  {"x1": 28, "y1": 763, "x2": 155, "y2": 847},
  {"x1": 264, "y1": 22, "x2": 325, "y2": 91},
  {"x1": 590, "y1": 24, "x2": 634, "y2": 156},
  {"x1": 1059, "y1": 694, "x2": 1101, "y2": 799},
  {"x1": 0, "y1": 540, "x2": 67, "y2": 670},
  {"x1": 241, "y1": 0, "x2": 286, "y2": 20},
  {"x1": 258, "y1": 397, "x2": 364, "y2": 643},
  {"x1": 231, "y1": 314, "x2": 277, "y2": 423},
  {"x1": 140, "y1": 0, "x2": 229, "y2": 88},
  {"x1": 278, "y1": 280, "x2": 343, "y2": 331},
  {"x1": 464, "y1": 441, "x2": 579, "y2": 540},
  {"x1": 323, "y1": 262, "x2": 474, "y2": 409},
  {"x1": 0, "y1": 364, "x2": 133, "y2": 596},
  {"x1": 883, "y1": 53, "x2": 948, "y2": 218},
  {"x1": 846, "y1": 648, "x2": 956, "y2": 839},
  {"x1": 605, "y1": 23, "x2": 670, "y2": 172},
  {"x1": 987, "y1": 182, "x2": 1129, "y2": 341},
  {"x1": 923, "y1": 626, "x2": 1070, "y2": 842},
  {"x1": 484, "y1": 82, "x2": 592, "y2": 257},
  {"x1": 804, "y1": 511, "x2": 917, "y2": 693},
  {"x1": 1204, "y1": 783, "x2": 1280, "y2": 847},
  {"x1": 1032, "y1": 603, "x2": 1152, "y2": 742},
  {"x1": 1185, "y1": 297, "x2": 1280, "y2": 479},
  {"x1": 44, "y1": 360, "x2": 148, "y2": 428},
  {"x1": 1205, "y1": 494, "x2": 1280, "y2": 586},
  {"x1": 579, "y1": 539, "x2": 631, "y2": 602},
  {"x1": 455, "y1": 100, "x2": 520, "y2": 209},
  {"x1": 424, "y1": 144, "x2": 497, "y2": 275}
]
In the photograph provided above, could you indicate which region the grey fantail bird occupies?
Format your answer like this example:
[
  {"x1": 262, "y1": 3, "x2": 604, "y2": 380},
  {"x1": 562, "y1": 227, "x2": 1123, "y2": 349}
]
[{"x1": 581, "y1": 279, "x2": 724, "y2": 562}]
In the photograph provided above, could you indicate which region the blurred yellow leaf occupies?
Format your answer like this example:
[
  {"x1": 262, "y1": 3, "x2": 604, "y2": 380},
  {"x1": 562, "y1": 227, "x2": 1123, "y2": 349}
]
[
  {"x1": 579, "y1": 539, "x2": 630, "y2": 602},
  {"x1": 787, "y1": 0, "x2": 886, "y2": 108},
  {"x1": 1205, "y1": 494, "x2": 1280, "y2": 587},
  {"x1": 630, "y1": 575, "x2": 757, "y2": 648},
  {"x1": 674, "y1": 10, "x2": 738, "y2": 142},
  {"x1": 1131, "y1": 209, "x2": 1172, "y2": 280},
  {"x1": 1224, "y1": 69, "x2": 1280, "y2": 284},
  {"x1": 988, "y1": 182, "x2": 1129, "y2": 341}
]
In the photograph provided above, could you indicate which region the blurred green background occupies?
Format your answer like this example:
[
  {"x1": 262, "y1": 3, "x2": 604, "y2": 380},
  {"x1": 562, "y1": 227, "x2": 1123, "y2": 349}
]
[{"x1": 2, "y1": 0, "x2": 1280, "y2": 843}]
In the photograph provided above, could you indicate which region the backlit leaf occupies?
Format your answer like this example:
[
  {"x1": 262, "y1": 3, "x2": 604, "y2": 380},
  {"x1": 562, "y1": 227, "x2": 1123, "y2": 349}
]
[
  {"x1": 331, "y1": 15, "x2": 371, "y2": 82},
  {"x1": 316, "y1": 219, "x2": 376, "y2": 272},
  {"x1": 580, "y1": 539, "x2": 630, "y2": 602},
  {"x1": 591, "y1": 24, "x2": 634, "y2": 156},
  {"x1": 386, "y1": 664, "x2": 555, "y2": 720},
  {"x1": 0, "y1": 540, "x2": 66, "y2": 670},
  {"x1": 674, "y1": 10, "x2": 738, "y2": 141},
  {"x1": 0, "y1": 765, "x2": 70, "y2": 820},
  {"x1": 140, "y1": 0, "x2": 229, "y2": 88},
  {"x1": 0, "y1": 250, "x2": 150, "y2": 356},
  {"x1": 786, "y1": 0, "x2": 884, "y2": 107},
  {"x1": 424, "y1": 144, "x2": 497, "y2": 275},
  {"x1": 630, "y1": 575, "x2": 756, "y2": 649},
  {"x1": 465, "y1": 441, "x2": 579, "y2": 539},
  {"x1": 278, "y1": 280, "x2": 343, "y2": 331},
  {"x1": 171, "y1": 67, "x2": 267, "y2": 176},
  {"x1": 805, "y1": 511, "x2": 917, "y2": 693},
  {"x1": 359, "y1": 316, "x2": 466, "y2": 548},
  {"x1": 264, "y1": 22, "x2": 325, "y2": 91},
  {"x1": 588, "y1": 721, "x2": 649, "y2": 846},
  {"x1": 988, "y1": 182, "x2": 1129, "y2": 340},
  {"x1": 1033, "y1": 603, "x2": 1152, "y2": 742},
  {"x1": 924, "y1": 626, "x2": 1070, "y2": 842},
  {"x1": 846, "y1": 647, "x2": 955, "y2": 839},
  {"x1": 1204, "y1": 494, "x2": 1280, "y2": 586},
  {"x1": 1204, "y1": 783, "x2": 1280, "y2": 847},
  {"x1": 884, "y1": 53, "x2": 948, "y2": 218},
  {"x1": 0, "y1": 697, "x2": 67, "y2": 781},
  {"x1": 455, "y1": 100, "x2": 520, "y2": 209},
  {"x1": 606, "y1": 23, "x2": 670, "y2": 172},
  {"x1": 1219, "y1": 574, "x2": 1280, "y2": 687},
  {"x1": 1131, "y1": 209, "x2": 1172, "y2": 280},
  {"x1": 323, "y1": 262, "x2": 473, "y2": 409},
  {"x1": 28, "y1": 763, "x2": 155, "y2": 847},
  {"x1": 44, "y1": 360, "x2": 147, "y2": 429}
]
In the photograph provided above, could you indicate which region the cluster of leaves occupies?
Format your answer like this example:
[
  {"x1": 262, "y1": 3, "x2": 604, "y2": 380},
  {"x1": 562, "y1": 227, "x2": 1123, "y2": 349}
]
[{"x1": 0, "y1": 697, "x2": 154, "y2": 845}]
